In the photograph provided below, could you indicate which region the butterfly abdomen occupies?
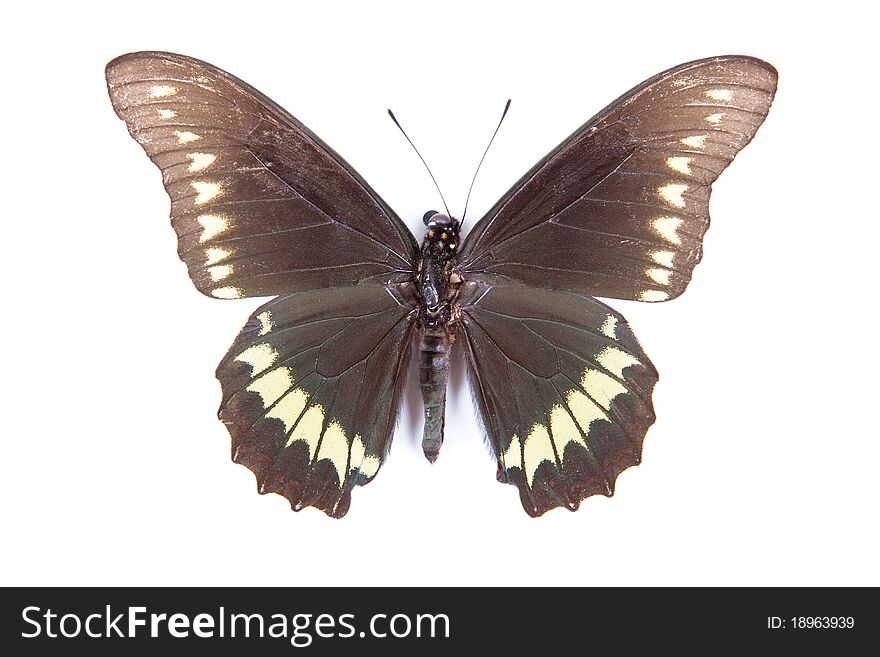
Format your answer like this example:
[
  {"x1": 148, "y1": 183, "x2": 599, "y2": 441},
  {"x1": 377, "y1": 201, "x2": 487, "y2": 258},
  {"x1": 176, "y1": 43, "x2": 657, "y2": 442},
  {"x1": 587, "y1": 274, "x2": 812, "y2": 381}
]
[{"x1": 418, "y1": 329, "x2": 451, "y2": 463}]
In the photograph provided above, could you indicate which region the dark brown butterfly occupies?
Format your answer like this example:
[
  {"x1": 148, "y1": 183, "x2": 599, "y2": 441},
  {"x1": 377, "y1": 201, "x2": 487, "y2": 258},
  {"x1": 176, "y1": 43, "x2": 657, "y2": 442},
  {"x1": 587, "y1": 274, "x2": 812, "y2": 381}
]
[{"x1": 106, "y1": 52, "x2": 776, "y2": 517}]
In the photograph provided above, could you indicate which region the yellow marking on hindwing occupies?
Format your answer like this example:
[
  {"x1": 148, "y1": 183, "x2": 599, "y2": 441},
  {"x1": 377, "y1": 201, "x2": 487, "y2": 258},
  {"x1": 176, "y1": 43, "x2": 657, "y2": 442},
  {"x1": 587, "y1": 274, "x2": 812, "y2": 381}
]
[
  {"x1": 652, "y1": 216, "x2": 684, "y2": 245},
  {"x1": 192, "y1": 181, "x2": 222, "y2": 205},
  {"x1": 204, "y1": 247, "x2": 230, "y2": 266},
  {"x1": 197, "y1": 214, "x2": 229, "y2": 242},
  {"x1": 581, "y1": 369, "x2": 628, "y2": 411},
  {"x1": 666, "y1": 156, "x2": 693, "y2": 175},
  {"x1": 246, "y1": 366, "x2": 293, "y2": 408},
  {"x1": 502, "y1": 434, "x2": 522, "y2": 471},
  {"x1": 680, "y1": 135, "x2": 706, "y2": 149},
  {"x1": 549, "y1": 405, "x2": 587, "y2": 463},
  {"x1": 523, "y1": 424, "x2": 556, "y2": 487},
  {"x1": 650, "y1": 250, "x2": 676, "y2": 268},
  {"x1": 317, "y1": 421, "x2": 350, "y2": 485},
  {"x1": 208, "y1": 264, "x2": 233, "y2": 282},
  {"x1": 706, "y1": 88, "x2": 733, "y2": 101},
  {"x1": 256, "y1": 311, "x2": 273, "y2": 336},
  {"x1": 639, "y1": 290, "x2": 670, "y2": 302},
  {"x1": 211, "y1": 286, "x2": 242, "y2": 299},
  {"x1": 285, "y1": 405, "x2": 325, "y2": 460},
  {"x1": 705, "y1": 112, "x2": 724, "y2": 125},
  {"x1": 647, "y1": 267, "x2": 672, "y2": 285},
  {"x1": 600, "y1": 314, "x2": 618, "y2": 340},
  {"x1": 349, "y1": 434, "x2": 366, "y2": 472},
  {"x1": 149, "y1": 84, "x2": 178, "y2": 98},
  {"x1": 658, "y1": 183, "x2": 688, "y2": 208},
  {"x1": 157, "y1": 108, "x2": 176, "y2": 119},
  {"x1": 173, "y1": 130, "x2": 200, "y2": 144},
  {"x1": 267, "y1": 388, "x2": 308, "y2": 432},
  {"x1": 566, "y1": 390, "x2": 606, "y2": 434},
  {"x1": 234, "y1": 343, "x2": 278, "y2": 376},
  {"x1": 596, "y1": 346, "x2": 641, "y2": 379},
  {"x1": 187, "y1": 152, "x2": 217, "y2": 173}
]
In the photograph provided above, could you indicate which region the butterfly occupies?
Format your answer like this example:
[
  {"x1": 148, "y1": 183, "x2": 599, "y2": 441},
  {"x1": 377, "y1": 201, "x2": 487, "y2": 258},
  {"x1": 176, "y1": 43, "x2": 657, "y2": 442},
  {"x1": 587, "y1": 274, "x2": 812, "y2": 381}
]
[{"x1": 106, "y1": 52, "x2": 776, "y2": 517}]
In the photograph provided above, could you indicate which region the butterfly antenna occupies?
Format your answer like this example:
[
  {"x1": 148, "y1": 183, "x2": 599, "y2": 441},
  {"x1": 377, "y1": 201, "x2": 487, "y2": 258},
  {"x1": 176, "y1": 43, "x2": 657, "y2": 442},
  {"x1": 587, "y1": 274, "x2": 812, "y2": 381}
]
[
  {"x1": 461, "y1": 99, "x2": 511, "y2": 225},
  {"x1": 387, "y1": 108, "x2": 452, "y2": 218}
]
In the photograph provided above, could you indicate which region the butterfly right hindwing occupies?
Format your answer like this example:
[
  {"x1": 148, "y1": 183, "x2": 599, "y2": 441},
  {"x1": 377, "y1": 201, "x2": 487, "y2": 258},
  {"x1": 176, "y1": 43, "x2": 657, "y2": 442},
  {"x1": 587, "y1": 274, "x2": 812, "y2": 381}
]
[{"x1": 458, "y1": 281, "x2": 658, "y2": 516}]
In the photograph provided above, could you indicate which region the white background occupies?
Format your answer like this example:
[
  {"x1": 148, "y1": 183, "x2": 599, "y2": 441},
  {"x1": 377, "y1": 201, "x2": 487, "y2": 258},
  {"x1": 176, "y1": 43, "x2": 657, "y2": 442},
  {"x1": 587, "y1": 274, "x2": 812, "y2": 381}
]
[{"x1": 2, "y1": 1, "x2": 877, "y2": 587}]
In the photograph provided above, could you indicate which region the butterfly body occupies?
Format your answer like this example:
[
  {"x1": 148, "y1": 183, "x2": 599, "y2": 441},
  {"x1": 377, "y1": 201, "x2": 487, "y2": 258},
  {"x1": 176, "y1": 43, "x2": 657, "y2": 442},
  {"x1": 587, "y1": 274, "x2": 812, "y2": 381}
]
[
  {"x1": 413, "y1": 211, "x2": 463, "y2": 461},
  {"x1": 107, "y1": 52, "x2": 776, "y2": 517}
]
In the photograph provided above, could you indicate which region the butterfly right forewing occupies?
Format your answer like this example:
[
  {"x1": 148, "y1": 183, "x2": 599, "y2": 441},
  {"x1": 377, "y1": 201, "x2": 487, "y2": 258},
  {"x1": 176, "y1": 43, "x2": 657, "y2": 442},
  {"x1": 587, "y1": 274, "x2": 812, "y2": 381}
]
[{"x1": 459, "y1": 56, "x2": 777, "y2": 303}]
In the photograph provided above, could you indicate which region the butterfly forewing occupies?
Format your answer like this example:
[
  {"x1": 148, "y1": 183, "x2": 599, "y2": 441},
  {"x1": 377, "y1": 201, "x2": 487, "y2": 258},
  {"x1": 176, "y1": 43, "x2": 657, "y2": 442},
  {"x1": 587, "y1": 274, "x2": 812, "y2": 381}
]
[
  {"x1": 106, "y1": 52, "x2": 417, "y2": 300},
  {"x1": 459, "y1": 56, "x2": 777, "y2": 303},
  {"x1": 458, "y1": 281, "x2": 657, "y2": 516},
  {"x1": 216, "y1": 284, "x2": 416, "y2": 517}
]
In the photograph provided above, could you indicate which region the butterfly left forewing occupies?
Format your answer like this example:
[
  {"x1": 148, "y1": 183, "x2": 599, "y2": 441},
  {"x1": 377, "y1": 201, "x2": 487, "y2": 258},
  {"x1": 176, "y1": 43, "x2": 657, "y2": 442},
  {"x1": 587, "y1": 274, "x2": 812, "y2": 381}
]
[
  {"x1": 458, "y1": 281, "x2": 657, "y2": 516},
  {"x1": 106, "y1": 52, "x2": 417, "y2": 300},
  {"x1": 459, "y1": 56, "x2": 777, "y2": 302},
  {"x1": 216, "y1": 283, "x2": 416, "y2": 517}
]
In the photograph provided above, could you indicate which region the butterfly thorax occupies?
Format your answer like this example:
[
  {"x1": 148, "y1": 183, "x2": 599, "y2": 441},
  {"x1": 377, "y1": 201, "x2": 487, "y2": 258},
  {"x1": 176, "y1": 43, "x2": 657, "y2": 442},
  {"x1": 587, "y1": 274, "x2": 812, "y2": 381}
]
[
  {"x1": 416, "y1": 212, "x2": 461, "y2": 330},
  {"x1": 415, "y1": 211, "x2": 462, "y2": 463}
]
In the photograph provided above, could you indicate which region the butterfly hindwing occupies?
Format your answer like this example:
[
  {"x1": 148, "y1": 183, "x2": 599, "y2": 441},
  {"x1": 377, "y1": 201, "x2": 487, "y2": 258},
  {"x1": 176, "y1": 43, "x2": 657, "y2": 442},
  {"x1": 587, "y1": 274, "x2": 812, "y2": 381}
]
[
  {"x1": 106, "y1": 52, "x2": 417, "y2": 300},
  {"x1": 458, "y1": 56, "x2": 777, "y2": 302},
  {"x1": 216, "y1": 284, "x2": 416, "y2": 517},
  {"x1": 458, "y1": 280, "x2": 658, "y2": 516}
]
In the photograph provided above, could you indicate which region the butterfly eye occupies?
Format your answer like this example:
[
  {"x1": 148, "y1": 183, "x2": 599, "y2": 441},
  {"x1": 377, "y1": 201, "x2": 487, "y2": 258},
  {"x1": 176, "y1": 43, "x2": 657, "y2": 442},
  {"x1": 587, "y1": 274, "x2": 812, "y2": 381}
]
[{"x1": 423, "y1": 210, "x2": 440, "y2": 225}]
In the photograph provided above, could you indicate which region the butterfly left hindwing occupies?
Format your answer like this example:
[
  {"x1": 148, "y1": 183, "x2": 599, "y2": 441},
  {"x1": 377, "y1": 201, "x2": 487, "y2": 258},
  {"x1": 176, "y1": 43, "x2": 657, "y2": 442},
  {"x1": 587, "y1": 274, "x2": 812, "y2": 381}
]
[{"x1": 216, "y1": 284, "x2": 416, "y2": 517}]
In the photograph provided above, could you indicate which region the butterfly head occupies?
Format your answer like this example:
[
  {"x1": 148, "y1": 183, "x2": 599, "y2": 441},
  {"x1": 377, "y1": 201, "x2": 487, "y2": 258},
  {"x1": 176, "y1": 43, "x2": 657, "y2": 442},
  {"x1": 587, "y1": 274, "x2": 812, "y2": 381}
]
[{"x1": 422, "y1": 210, "x2": 460, "y2": 250}]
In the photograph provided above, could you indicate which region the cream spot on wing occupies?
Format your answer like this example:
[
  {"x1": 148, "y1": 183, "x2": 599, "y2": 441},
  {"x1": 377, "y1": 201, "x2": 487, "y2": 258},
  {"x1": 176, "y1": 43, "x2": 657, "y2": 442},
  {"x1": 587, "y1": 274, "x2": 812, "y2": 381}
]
[
  {"x1": 600, "y1": 314, "x2": 618, "y2": 340},
  {"x1": 317, "y1": 421, "x2": 350, "y2": 486},
  {"x1": 596, "y1": 346, "x2": 641, "y2": 379},
  {"x1": 211, "y1": 286, "x2": 242, "y2": 299},
  {"x1": 204, "y1": 246, "x2": 230, "y2": 266},
  {"x1": 267, "y1": 388, "x2": 307, "y2": 432},
  {"x1": 650, "y1": 250, "x2": 676, "y2": 268},
  {"x1": 549, "y1": 405, "x2": 587, "y2": 462},
  {"x1": 658, "y1": 183, "x2": 687, "y2": 208},
  {"x1": 157, "y1": 108, "x2": 176, "y2": 119},
  {"x1": 174, "y1": 130, "x2": 200, "y2": 144},
  {"x1": 192, "y1": 181, "x2": 222, "y2": 205},
  {"x1": 187, "y1": 152, "x2": 217, "y2": 173},
  {"x1": 523, "y1": 424, "x2": 556, "y2": 487},
  {"x1": 197, "y1": 214, "x2": 229, "y2": 242},
  {"x1": 639, "y1": 290, "x2": 670, "y2": 302},
  {"x1": 234, "y1": 343, "x2": 278, "y2": 376},
  {"x1": 680, "y1": 135, "x2": 706, "y2": 149},
  {"x1": 653, "y1": 216, "x2": 684, "y2": 245},
  {"x1": 706, "y1": 88, "x2": 733, "y2": 101},
  {"x1": 359, "y1": 454, "x2": 381, "y2": 478},
  {"x1": 149, "y1": 84, "x2": 178, "y2": 98},
  {"x1": 208, "y1": 264, "x2": 233, "y2": 282},
  {"x1": 256, "y1": 311, "x2": 273, "y2": 336},
  {"x1": 646, "y1": 267, "x2": 672, "y2": 285},
  {"x1": 286, "y1": 404, "x2": 325, "y2": 460},
  {"x1": 581, "y1": 369, "x2": 628, "y2": 411},
  {"x1": 246, "y1": 366, "x2": 293, "y2": 407},
  {"x1": 705, "y1": 112, "x2": 724, "y2": 125},
  {"x1": 349, "y1": 434, "x2": 366, "y2": 473},
  {"x1": 566, "y1": 390, "x2": 606, "y2": 434},
  {"x1": 666, "y1": 156, "x2": 692, "y2": 175},
  {"x1": 502, "y1": 434, "x2": 522, "y2": 471}
]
